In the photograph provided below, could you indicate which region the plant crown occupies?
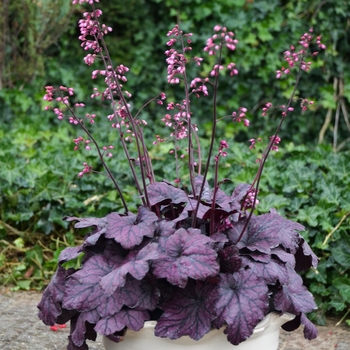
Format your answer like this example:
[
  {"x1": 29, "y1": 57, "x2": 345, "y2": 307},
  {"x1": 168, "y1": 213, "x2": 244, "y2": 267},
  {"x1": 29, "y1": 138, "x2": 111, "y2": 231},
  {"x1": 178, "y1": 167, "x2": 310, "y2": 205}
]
[{"x1": 38, "y1": 0, "x2": 325, "y2": 348}]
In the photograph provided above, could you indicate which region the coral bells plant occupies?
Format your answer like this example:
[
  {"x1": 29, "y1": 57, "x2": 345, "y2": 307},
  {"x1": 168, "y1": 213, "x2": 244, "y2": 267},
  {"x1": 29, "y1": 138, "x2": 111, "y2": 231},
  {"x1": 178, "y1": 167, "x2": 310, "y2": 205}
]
[{"x1": 38, "y1": 1, "x2": 326, "y2": 349}]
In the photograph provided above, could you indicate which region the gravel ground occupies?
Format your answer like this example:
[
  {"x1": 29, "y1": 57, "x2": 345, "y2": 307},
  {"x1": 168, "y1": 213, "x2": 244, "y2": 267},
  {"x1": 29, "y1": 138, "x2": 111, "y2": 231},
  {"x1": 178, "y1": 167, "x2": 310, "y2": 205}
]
[{"x1": 1, "y1": 289, "x2": 349, "y2": 350}]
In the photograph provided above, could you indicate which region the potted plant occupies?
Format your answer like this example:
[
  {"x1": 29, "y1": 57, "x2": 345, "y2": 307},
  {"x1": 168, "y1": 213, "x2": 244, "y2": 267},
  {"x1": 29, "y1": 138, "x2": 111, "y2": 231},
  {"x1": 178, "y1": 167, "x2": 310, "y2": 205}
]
[{"x1": 38, "y1": 0, "x2": 325, "y2": 349}]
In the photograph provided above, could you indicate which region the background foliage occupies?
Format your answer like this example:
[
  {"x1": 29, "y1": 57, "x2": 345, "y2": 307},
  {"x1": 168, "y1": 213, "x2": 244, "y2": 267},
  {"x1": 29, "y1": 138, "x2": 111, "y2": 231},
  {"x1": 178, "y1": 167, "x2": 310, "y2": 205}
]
[{"x1": 1, "y1": 0, "x2": 350, "y2": 325}]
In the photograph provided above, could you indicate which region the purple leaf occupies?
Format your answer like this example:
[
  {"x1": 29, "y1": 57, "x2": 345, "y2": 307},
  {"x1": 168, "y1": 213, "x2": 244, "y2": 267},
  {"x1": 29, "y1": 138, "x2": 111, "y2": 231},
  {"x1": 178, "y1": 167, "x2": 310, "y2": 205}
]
[
  {"x1": 155, "y1": 220, "x2": 176, "y2": 237},
  {"x1": 155, "y1": 282, "x2": 217, "y2": 340},
  {"x1": 105, "y1": 207, "x2": 157, "y2": 249},
  {"x1": 147, "y1": 182, "x2": 188, "y2": 206},
  {"x1": 63, "y1": 255, "x2": 122, "y2": 312},
  {"x1": 218, "y1": 245, "x2": 242, "y2": 273},
  {"x1": 67, "y1": 336, "x2": 88, "y2": 350},
  {"x1": 58, "y1": 246, "x2": 84, "y2": 264},
  {"x1": 173, "y1": 199, "x2": 210, "y2": 223},
  {"x1": 241, "y1": 256, "x2": 289, "y2": 284},
  {"x1": 100, "y1": 244, "x2": 158, "y2": 295},
  {"x1": 63, "y1": 216, "x2": 109, "y2": 247},
  {"x1": 94, "y1": 309, "x2": 149, "y2": 335},
  {"x1": 71, "y1": 310, "x2": 99, "y2": 347},
  {"x1": 271, "y1": 247, "x2": 296, "y2": 267},
  {"x1": 274, "y1": 267, "x2": 317, "y2": 314},
  {"x1": 63, "y1": 215, "x2": 107, "y2": 231},
  {"x1": 135, "y1": 279, "x2": 160, "y2": 310},
  {"x1": 281, "y1": 312, "x2": 318, "y2": 340},
  {"x1": 97, "y1": 278, "x2": 144, "y2": 318},
  {"x1": 301, "y1": 313, "x2": 318, "y2": 339},
  {"x1": 214, "y1": 188, "x2": 232, "y2": 211},
  {"x1": 152, "y1": 228, "x2": 219, "y2": 287},
  {"x1": 194, "y1": 174, "x2": 212, "y2": 202},
  {"x1": 210, "y1": 232, "x2": 229, "y2": 250},
  {"x1": 38, "y1": 265, "x2": 69, "y2": 325},
  {"x1": 295, "y1": 238, "x2": 319, "y2": 272},
  {"x1": 230, "y1": 183, "x2": 252, "y2": 210},
  {"x1": 214, "y1": 271, "x2": 269, "y2": 345},
  {"x1": 228, "y1": 214, "x2": 303, "y2": 254}
]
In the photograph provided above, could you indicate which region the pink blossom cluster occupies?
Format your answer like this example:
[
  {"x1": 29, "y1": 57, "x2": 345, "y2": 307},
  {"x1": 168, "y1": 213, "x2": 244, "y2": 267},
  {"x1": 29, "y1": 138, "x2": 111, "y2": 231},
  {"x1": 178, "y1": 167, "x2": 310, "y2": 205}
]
[
  {"x1": 261, "y1": 102, "x2": 273, "y2": 117},
  {"x1": 43, "y1": 86, "x2": 77, "y2": 119},
  {"x1": 85, "y1": 113, "x2": 97, "y2": 124},
  {"x1": 78, "y1": 9, "x2": 112, "y2": 58},
  {"x1": 248, "y1": 137, "x2": 261, "y2": 150},
  {"x1": 157, "y1": 92, "x2": 167, "y2": 105},
  {"x1": 72, "y1": 0, "x2": 99, "y2": 4},
  {"x1": 300, "y1": 98, "x2": 314, "y2": 111},
  {"x1": 281, "y1": 106, "x2": 294, "y2": 117},
  {"x1": 165, "y1": 25, "x2": 194, "y2": 84},
  {"x1": 43, "y1": 86, "x2": 74, "y2": 102},
  {"x1": 165, "y1": 48, "x2": 187, "y2": 84},
  {"x1": 161, "y1": 101, "x2": 190, "y2": 140},
  {"x1": 91, "y1": 65, "x2": 130, "y2": 100},
  {"x1": 102, "y1": 145, "x2": 114, "y2": 157},
  {"x1": 78, "y1": 162, "x2": 93, "y2": 178},
  {"x1": 243, "y1": 188, "x2": 260, "y2": 209},
  {"x1": 270, "y1": 135, "x2": 281, "y2": 151},
  {"x1": 204, "y1": 25, "x2": 238, "y2": 55},
  {"x1": 210, "y1": 64, "x2": 224, "y2": 77},
  {"x1": 227, "y1": 62, "x2": 239, "y2": 76},
  {"x1": 215, "y1": 140, "x2": 229, "y2": 162},
  {"x1": 232, "y1": 107, "x2": 249, "y2": 127},
  {"x1": 190, "y1": 77, "x2": 209, "y2": 98},
  {"x1": 276, "y1": 28, "x2": 326, "y2": 79},
  {"x1": 73, "y1": 136, "x2": 90, "y2": 151}
]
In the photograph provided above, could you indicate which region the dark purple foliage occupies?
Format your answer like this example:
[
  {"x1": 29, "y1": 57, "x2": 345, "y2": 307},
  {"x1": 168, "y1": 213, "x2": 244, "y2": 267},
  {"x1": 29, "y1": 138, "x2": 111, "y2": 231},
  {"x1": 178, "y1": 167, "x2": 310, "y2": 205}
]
[
  {"x1": 38, "y1": 182, "x2": 318, "y2": 349},
  {"x1": 105, "y1": 207, "x2": 158, "y2": 249},
  {"x1": 214, "y1": 271, "x2": 269, "y2": 345},
  {"x1": 155, "y1": 281, "x2": 217, "y2": 340},
  {"x1": 152, "y1": 228, "x2": 219, "y2": 287}
]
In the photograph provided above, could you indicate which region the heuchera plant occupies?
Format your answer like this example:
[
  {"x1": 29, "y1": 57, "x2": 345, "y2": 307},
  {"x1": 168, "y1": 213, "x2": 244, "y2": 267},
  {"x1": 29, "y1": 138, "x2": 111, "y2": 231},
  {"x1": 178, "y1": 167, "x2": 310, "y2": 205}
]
[{"x1": 38, "y1": 0, "x2": 326, "y2": 349}]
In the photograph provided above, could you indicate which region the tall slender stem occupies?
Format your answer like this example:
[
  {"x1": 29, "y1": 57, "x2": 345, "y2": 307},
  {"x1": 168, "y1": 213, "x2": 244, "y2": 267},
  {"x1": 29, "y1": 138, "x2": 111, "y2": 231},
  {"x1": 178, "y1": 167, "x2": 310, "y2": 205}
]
[
  {"x1": 192, "y1": 45, "x2": 223, "y2": 227},
  {"x1": 235, "y1": 67, "x2": 303, "y2": 243},
  {"x1": 66, "y1": 104, "x2": 129, "y2": 213}
]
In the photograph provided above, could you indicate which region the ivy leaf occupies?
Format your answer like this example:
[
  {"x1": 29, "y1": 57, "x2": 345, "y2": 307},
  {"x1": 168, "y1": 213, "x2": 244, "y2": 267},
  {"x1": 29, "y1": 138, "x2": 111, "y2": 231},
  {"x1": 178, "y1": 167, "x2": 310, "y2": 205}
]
[
  {"x1": 155, "y1": 282, "x2": 217, "y2": 340},
  {"x1": 152, "y1": 228, "x2": 219, "y2": 287},
  {"x1": 147, "y1": 182, "x2": 188, "y2": 206},
  {"x1": 105, "y1": 206, "x2": 158, "y2": 249},
  {"x1": 95, "y1": 309, "x2": 149, "y2": 335},
  {"x1": 214, "y1": 271, "x2": 269, "y2": 345},
  {"x1": 333, "y1": 277, "x2": 350, "y2": 304}
]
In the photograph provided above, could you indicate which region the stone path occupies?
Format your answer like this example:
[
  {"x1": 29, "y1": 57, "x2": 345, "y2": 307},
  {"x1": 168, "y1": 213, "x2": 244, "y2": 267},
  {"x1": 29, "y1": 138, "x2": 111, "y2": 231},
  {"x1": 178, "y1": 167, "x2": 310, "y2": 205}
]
[{"x1": 0, "y1": 290, "x2": 349, "y2": 349}]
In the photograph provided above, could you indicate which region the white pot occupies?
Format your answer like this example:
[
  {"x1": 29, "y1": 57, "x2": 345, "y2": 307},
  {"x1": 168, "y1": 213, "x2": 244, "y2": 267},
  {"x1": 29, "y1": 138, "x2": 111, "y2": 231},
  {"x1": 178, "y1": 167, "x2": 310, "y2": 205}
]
[{"x1": 102, "y1": 312, "x2": 294, "y2": 350}]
